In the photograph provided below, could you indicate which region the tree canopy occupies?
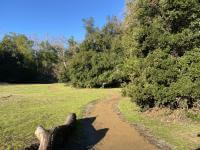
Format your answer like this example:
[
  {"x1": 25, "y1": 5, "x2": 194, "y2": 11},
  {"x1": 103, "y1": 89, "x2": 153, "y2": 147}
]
[{"x1": 122, "y1": 0, "x2": 200, "y2": 109}]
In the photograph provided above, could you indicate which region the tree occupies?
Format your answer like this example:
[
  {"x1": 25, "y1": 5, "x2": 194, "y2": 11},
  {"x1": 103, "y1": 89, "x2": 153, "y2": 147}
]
[
  {"x1": 0, "y1": 33, "x2": 36, "y2": 82},
  {"x1": 122, "y1": 0, "x2": 200, "y2": 109},
  {"x1": 35, "y1": 41, "x2": 59, "y2": 82},
  {"x1": 64, "y1": 16, "x2": 124, "y2": 88},
  {"x1": 82, "y1": 17, "x2": 97, "y2": 36}
]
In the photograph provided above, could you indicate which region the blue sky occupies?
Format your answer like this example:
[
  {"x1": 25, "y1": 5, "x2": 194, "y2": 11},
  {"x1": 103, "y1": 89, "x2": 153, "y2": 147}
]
[{"x1": 0, "y1": 0, "x2": 125, "y2": 41}]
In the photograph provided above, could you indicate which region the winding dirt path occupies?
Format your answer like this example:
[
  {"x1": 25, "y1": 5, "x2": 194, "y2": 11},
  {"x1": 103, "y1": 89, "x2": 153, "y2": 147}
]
[{"x1": 84, "y1": 95, "x2": 157, "y2": 150}]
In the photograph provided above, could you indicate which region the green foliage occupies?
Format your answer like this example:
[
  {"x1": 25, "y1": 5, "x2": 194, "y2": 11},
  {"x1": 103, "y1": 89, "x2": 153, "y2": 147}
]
[
  {"x1": 64, "y1": 16, "x2": 124, "y2": 88},
  {"x1": 0, "y1": 17, "x2": 124, "y2": 87},
  {"x1": 122, "y1": 0, "x2": 200, "y2": 109},
  {"x1": 0, "y1": 33, "x2": 62, "y2": 83},
  {"x1": 35, "y1": 41, "x2": 59, "y2": 82},
  {"x1": 0, "y1": 33, "x2": 37, "y2": 82},
  {"x1": 186, "y1": 111, "x2": 200, "y2": 122},
  {"x1": 68, "y1": 50, "x2": 122, "y2": 88}
]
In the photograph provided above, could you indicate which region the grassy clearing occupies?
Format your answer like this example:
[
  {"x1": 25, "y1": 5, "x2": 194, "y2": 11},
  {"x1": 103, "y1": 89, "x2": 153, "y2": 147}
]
[
  {"x1": 0, "y1": 84, "x2": 119, "y2": 149},
  {"x1": 118, "y1": 98, "x2": 200, "y2": 150}
]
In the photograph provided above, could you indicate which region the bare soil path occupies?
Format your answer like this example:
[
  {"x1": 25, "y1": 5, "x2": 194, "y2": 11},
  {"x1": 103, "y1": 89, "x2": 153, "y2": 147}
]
[{"x1": 83, "y1": 94, "x2": 157, "y2": 150}]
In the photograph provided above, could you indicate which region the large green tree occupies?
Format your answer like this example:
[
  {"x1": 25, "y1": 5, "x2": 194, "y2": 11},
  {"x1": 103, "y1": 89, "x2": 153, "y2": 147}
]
[
  {"x1": 65, "y1": 17, "x2": 124, "y2": 88},
  {"x1": 122, "y1": 0, "x2": 200, "y2": 109}
]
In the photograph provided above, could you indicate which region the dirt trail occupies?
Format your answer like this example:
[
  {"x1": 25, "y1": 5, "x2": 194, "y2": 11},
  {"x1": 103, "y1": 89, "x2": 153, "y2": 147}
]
[{"x1": 85, "y1": 95, "x2": 157, "y2": 150}]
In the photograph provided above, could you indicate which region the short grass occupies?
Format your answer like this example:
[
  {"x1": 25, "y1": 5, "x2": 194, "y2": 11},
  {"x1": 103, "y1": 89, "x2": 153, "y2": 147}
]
[
  {"x1": 0, "y1": 83, "x2": 119, "y2": 149},
  {"x1": 118, "y1": 98, "x2": 200, "y2": 150}
]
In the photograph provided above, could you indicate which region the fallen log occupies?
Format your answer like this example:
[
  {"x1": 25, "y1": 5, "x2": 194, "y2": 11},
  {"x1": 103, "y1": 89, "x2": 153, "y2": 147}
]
[{"x1": 25, "y1": 113, "x2": 77, "y2": 150}]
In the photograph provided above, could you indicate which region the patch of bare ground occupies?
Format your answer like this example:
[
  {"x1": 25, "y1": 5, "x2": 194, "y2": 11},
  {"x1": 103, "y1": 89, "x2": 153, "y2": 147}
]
[
  {"x1": 83, "y1": 94, "x2": 160, "y2": 150},
  {"x1": 0, "y1": 95, "x2": 12, "y2": 99},
  {"x1": 115, "y1": 102, "x2": 172, "y2": 150},
  {"x1": 0, "y1": 95, "x2": 13, "y2": 102},
  {"x1": 118, "y1": 103, "x2": 200, "y2": 149}
]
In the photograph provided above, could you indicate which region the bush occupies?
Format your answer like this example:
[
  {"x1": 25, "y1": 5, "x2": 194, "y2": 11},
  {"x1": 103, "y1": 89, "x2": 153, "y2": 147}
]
[
  {"x1": 122, "y1": 0, "x2": 200, "y2": 109},
  {"x1": 123, "y1": 49, "x2": 200, "y2": 109},
  {"x1": 67, "y1": 51, "x2": 122, "y2": 88}
]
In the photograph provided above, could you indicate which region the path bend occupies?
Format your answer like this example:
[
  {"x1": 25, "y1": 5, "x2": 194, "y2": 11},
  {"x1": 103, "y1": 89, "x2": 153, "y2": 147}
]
[{"x1": 84, "y1": 95, "x2": 157, "y2": 150}]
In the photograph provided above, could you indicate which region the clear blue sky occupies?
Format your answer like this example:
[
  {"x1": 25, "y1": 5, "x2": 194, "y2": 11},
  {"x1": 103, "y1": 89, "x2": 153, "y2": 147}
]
[{"x1": 0, "y1": 0, "x2": 125, "y2": 41}]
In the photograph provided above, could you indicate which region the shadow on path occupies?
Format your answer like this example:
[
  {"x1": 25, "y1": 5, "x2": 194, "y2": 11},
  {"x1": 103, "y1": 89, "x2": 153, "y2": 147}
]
[{"x1": 65, "y1": 117, "x2": 109, "y2": 150}]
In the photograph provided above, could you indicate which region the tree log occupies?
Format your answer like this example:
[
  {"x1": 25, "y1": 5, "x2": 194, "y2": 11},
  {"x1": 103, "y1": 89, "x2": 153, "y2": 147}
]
[{"x1": 27, "y1": 113, "x2": 77, "y2": 150}]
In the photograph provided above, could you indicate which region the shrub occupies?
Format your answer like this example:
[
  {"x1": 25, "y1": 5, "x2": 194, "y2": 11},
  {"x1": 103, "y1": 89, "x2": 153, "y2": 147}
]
[
  {"x1": 67, "y1": 51, "x2": 122, "y2": 88},
  {"x1": 122, "y1": 0, "x2": 200, "y2": 109}
]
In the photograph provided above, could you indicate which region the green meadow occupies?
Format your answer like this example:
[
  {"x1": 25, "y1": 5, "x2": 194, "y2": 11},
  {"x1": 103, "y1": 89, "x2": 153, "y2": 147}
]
[{"x1": 0, "y1": 84, "x2": 118, "y2": 149}]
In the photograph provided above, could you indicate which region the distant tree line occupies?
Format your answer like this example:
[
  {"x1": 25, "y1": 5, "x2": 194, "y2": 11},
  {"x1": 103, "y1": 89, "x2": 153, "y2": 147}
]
[
  {"x1": 0, "y1": 33, "x2": 62, "y2": 83},
  {"x1": 0, "y1": 16, "x2": 125, "y2": 86},
  {"x1": 1, "y1": 0, "x2": 200, "y2": 110}
]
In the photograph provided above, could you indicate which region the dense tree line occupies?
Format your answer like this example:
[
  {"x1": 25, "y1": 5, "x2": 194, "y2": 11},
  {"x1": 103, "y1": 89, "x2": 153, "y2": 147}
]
[
  {"x1": 0, "y1": 34, "x2": 65, "y2": 83},
  {"x1": 0, "y1": 34, "x2": 36, "y2": 83},
  {"x1": 1, "y1": 0, "x2": 200, "y2": 110},
  {"x1": 0, "y1": 17, "x2": 124, "y2": 86}
]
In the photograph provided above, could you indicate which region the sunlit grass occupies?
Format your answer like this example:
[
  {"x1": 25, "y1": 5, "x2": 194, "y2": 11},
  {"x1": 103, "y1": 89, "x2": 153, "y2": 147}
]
[{"x1": 0, "y1": 83, "x2": 119, "y2": 149}]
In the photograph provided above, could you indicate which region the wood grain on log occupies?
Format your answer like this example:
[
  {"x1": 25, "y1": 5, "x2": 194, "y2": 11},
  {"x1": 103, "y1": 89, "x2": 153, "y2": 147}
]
[
  {"x1": 27, "y1": 113, "x2": 77, "y2": 150},
  {"x1": 35, "y1": 126, "x2": 50, "y2": 150}
]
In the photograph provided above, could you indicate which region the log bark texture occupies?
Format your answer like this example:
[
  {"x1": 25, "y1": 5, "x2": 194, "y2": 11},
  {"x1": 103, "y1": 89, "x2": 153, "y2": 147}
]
[{"x1": 25, "y1": 113, "x2": 77, "y2": 150}]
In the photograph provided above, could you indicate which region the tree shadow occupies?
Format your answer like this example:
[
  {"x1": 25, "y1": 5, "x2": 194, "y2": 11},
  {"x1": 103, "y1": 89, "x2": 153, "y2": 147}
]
[{"x1": 64, "y1": 116, "x2": 108, "y2": 150}]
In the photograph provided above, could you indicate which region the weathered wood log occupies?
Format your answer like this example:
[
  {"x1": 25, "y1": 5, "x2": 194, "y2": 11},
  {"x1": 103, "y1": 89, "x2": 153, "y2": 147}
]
[
  {"x1": 35, "y1": 126, "x2": 51, "y2": 150},
  {"x1": 26, "y1": 113, "x2": 77, "y2": 150},
  {"x1": 47, "y1": 113, "x2": 77, "y2": 150}
]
